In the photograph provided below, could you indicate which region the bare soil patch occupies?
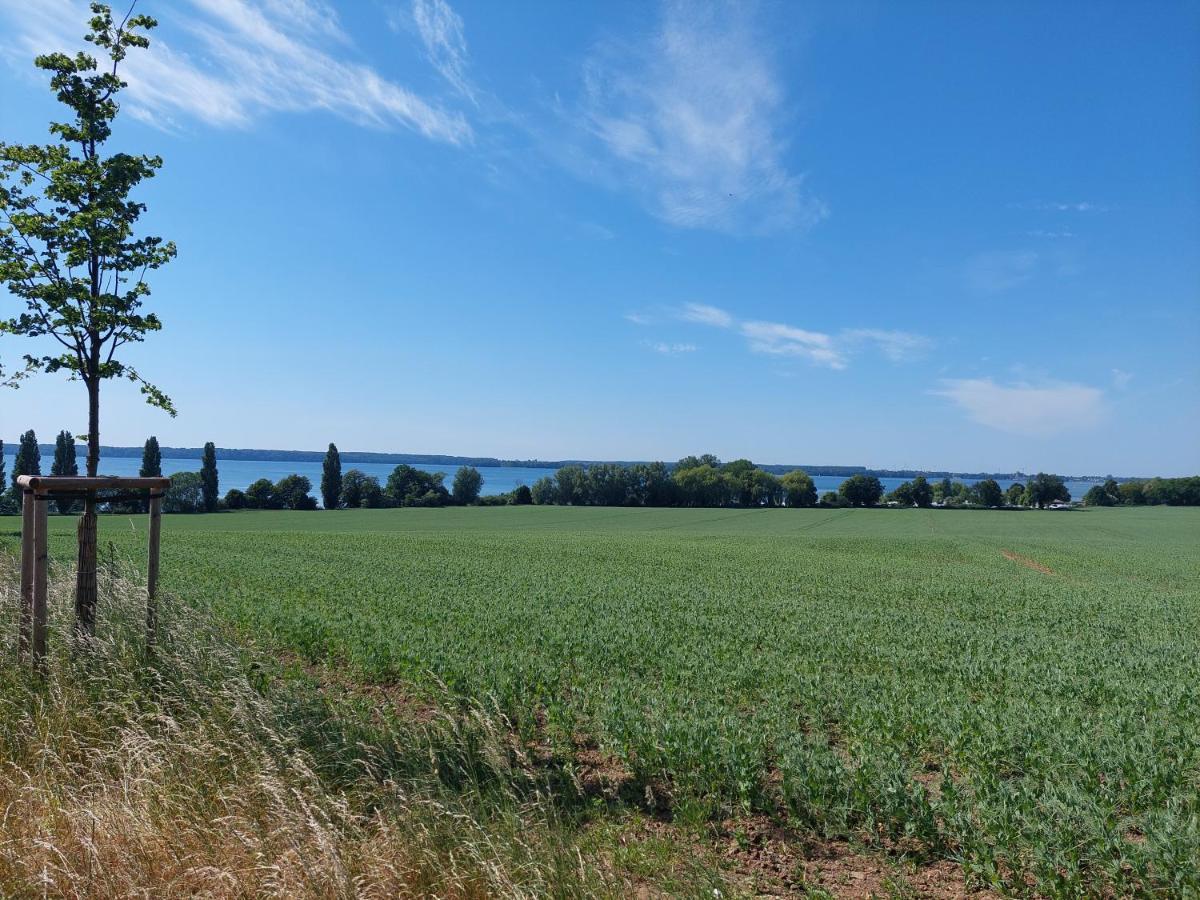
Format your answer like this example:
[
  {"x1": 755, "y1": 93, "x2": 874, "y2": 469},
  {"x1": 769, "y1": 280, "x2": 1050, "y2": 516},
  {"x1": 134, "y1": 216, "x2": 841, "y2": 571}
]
[
  {"x1": 703, "y1": 817, "x2": 998, "y2": 898},
  {"x1": 796, "y1": 843, "x2": 993, "y2": 898}
]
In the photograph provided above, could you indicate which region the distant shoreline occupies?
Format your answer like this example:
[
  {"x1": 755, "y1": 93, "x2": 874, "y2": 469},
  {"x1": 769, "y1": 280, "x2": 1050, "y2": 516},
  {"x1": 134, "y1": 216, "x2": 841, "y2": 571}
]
[{"x1": 4, "y1": 442, "x2": 1122, "y2": 483}]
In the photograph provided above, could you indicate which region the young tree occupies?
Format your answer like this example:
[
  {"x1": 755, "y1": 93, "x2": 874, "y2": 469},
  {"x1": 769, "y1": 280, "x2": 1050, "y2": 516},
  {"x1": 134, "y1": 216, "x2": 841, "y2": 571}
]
[
  {"x1": 321, "y1": 443, "x2": 342, "y2": 510},
  {"x1": 223, "y1": 487, "x2": 247, "y2": 510},
  {"x1": 511, "y1": 484, "x2": 533, "y2": 505},
  {"x1": 51, "y1": 429, "x2": 79, "y2": 513},
  {"x1": 0, "y1": 6, "x2": 176, "y2": 633},
  {"x1": 200, "y1": 442, "x2": 218, "y2": 512},
  {"x1": 139, "y1": 435, "x2": 162, "y2": 477},
  {"x1": 452, "y1": 466, "x2": 483, "y2": 505}
]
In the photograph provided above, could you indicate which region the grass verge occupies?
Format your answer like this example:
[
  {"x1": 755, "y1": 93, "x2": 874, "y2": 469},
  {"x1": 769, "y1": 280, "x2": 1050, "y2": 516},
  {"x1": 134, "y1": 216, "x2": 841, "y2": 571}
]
[{"x1": 0, "y1": 555, "x2": 735, "y2": 898}]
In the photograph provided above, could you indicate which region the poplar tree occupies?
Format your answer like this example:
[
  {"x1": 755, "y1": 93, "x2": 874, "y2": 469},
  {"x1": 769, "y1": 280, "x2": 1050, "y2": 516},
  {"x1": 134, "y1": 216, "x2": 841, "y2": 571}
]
[
  {"x1": 51, "y1": 429, "x2": 79, "y2": 513},
  {"x1": 321, "y1": 443, "x2": 342, "y2": 510},
  {"x1": 139, "y1": 435, "x2": 162, "y2": 477},
  {"x1": 0, "y1": 5, "x2": 176, "y2": 633},
  {"x1": 12, "y1": 429, "x2": 41, "y2": 493},
  {"x1": 200, "y1": 442, "x2": 218, "y2": 513},
  {"x1": 0, "y1": 439, "x2": 10, "y2": 514},
  {"x1": 135, "y1": 435, "x2": 161, "y2": 513}
]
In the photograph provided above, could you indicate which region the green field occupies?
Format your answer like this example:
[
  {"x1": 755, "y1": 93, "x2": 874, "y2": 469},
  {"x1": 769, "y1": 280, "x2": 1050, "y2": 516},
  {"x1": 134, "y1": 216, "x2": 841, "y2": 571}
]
[{"x1": 3, "y1": 505, "x2": 1199, "y2": 894}]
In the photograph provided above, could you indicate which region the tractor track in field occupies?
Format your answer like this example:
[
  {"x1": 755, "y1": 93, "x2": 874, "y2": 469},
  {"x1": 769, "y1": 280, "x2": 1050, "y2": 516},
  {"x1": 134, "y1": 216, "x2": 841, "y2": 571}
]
[{"x1": 1001, "y1": 549, "x2": 1056, "y2": 575}]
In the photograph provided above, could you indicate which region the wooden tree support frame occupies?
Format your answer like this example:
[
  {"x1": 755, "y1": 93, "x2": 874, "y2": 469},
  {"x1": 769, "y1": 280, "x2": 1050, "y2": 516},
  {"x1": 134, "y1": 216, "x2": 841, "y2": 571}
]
[{"x1": 16, "y1": 475, "x2": 170, "y2": 670}]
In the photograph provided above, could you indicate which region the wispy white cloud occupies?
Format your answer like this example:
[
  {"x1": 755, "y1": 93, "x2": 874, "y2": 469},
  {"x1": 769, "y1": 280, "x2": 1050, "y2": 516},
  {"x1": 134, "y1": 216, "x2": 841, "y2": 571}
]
[
  {"x1": 1112, "y1": 368, "x2": 1133, "y2": 390},
  {"x1": 575, "y1": 1, "x2": 825, "y2": 234},
  {"x1": 964, "y1": 246, "x2": 1084, "y2": 293},
  {"x1": 645, "y1": 341, "x2": 697, "y2": 355},
  {"x1": 1012, "y1": 201, "x2": 1110, "y2": 213},
  {"x1": 964, "y1": 250, "x2": 1040, "y2": 294},
  {"x1": 0, "y1": 0, "x2": 471, "y2": 143},
  {"x1": 672, "y1": 304, "x2": 931, "y2": 370},
  {"x1": 933, "y1": 378, "x2": 1105, "y2": 435},
  {"x1": 740, "y1": 320, "x2": 845, "y2": 369},
  {"x1": 679, "y1": 302, "x2": 734, "y2": 328},
  {"x1": 841, "y1": 328, "x2": 932, "y2": 362},
  {"x1": 578, "y1": 221, "x2": 616, "y2": 240},
  {"x1": 1026, "y1": 230, "x2": 1076, "y2": 239},
  {"x1": 407, "y1": 0, "x2": 477, "y2": 103},
  {"x1": 263, "y1": 0, "x2": 346, "y2": 39},
  {"x1": 624, "y1": 312, "x2": 652, "y2": 325}
]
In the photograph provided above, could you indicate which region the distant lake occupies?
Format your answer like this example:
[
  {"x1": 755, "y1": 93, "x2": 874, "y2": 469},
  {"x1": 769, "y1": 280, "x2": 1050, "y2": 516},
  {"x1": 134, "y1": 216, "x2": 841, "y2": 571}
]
[
  {"x1": 3, "y1": 450, "x2": 1098, "y2": 503},
  {"x1": 2, "y1": 451, "x2": 558, "y2": 499}
]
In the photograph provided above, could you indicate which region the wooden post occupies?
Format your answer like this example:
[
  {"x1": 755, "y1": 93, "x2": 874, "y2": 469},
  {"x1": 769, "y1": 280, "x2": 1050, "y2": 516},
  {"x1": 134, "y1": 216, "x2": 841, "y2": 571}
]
[
  {"x1": 32, "y1": 493, "x2": 49, "y2": 671},
  {"x1": 146, "y1": 493, "x2": 163, "y2": 648},
  {"x1": 18, "y1": 490, "x2": 34, "y2": 658},
  {"x1": 74, "y1": 496, "x2": 98, "y2": 639}
]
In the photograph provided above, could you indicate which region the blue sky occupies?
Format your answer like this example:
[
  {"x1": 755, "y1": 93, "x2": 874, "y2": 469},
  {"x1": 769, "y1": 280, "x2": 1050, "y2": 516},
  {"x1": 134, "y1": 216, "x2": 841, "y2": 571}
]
[{"x1": 1, "y1": 0, "x2": 1198, "y2": 475}]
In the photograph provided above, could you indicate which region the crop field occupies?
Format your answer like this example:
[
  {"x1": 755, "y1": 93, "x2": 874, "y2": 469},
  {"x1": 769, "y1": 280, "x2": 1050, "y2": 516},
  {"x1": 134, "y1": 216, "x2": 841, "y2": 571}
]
[{"x1": 3, "y1": 505, "x2": 1199, "y2": 895}]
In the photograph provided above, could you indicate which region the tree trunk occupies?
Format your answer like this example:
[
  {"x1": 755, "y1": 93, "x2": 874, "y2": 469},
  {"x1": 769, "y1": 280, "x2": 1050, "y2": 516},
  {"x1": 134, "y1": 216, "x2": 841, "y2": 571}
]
[
  {"x1": 74, "y1": 502, "x2": 98, "y2": 639},
  {"x1": 85, "y1": 372, "x2": 100, "y2": 477},
  {"x1": 75, "y1": 376, "x2": 100, "y2": 639}
]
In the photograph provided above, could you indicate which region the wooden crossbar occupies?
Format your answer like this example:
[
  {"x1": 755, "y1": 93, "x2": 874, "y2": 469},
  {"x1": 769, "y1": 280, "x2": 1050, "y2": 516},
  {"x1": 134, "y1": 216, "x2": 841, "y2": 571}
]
[
  {"x1": 29, "y1": 490, "x2": 166, "y2": 502},
  {"x1": 17, "y1": 475, "x2": 170, "y2": 492}
]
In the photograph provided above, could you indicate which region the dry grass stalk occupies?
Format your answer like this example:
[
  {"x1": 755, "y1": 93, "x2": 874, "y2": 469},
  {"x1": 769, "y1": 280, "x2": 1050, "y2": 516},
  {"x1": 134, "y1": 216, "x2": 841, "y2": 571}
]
[{"x1": 0, "y1": 555, "x2": 636, "y2": 898}]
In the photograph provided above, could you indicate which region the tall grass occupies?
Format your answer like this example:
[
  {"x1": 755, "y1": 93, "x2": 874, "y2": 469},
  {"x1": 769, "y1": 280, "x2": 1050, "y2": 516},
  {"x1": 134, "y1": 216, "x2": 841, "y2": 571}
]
[{"x1": 0, "y1": 556, "x2": 690, "y2": 898}]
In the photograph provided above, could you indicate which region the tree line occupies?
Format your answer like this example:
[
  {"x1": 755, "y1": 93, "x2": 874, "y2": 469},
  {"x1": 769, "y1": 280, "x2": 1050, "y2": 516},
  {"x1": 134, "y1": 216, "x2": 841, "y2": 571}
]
[
  {"x1": 522, "y1": 458, "x2": 1080, "y2": 509},
  {"x1": 303, "y1": 444, "x2": 493, "y2": 510},
  {"x1": 880, "y1": 473, "x2": 1072, "y2": 510},
  {"x1": 159, "y1": 443, "x2": 493, "y2": 512},
  {"x1": 1081, "y1": 476, "x2": 1200, "y2": 507},
  {"x1": 1, "y1": 431, "x2": 219, "y2": 514},
  {"x1": 6, "y1": 432, "x2": 1199, "y2": 514},
  {"x1": 524, "y1": 456, "x2": 817, "y2": 508}
]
